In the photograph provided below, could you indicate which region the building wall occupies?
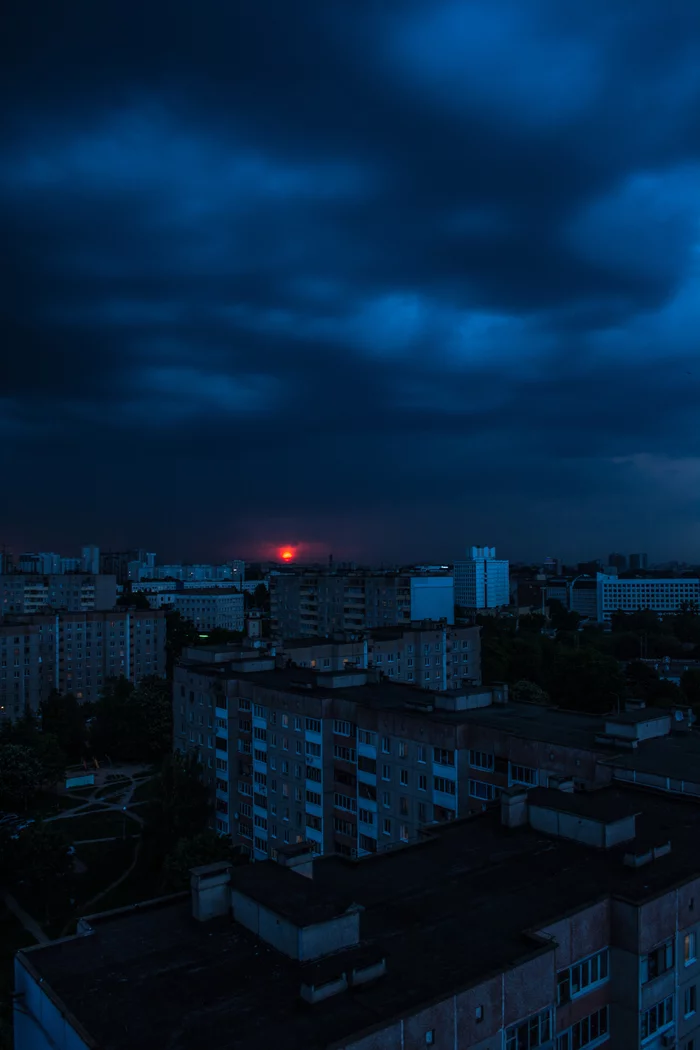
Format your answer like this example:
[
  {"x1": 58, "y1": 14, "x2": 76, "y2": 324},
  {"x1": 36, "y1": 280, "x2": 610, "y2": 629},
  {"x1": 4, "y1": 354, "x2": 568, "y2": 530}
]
[
  {"x1": 171, "y1": 592, "x2": 244, "y2": 632},
  {"x1": 0, "y1": 574, "x2": 117, "y2": 614},
  {"x1": 453, "y1": 553, "x2": 509, "y2": 610},
  {"x1": 409, "y1": 577, "x2": 454, "y2": 624},
  {"x1": 14, "y1": 957, "x2": 91, "y2": 1050},
  {"x1": 0, "y1": 610, "x2": 166, "y2": 718},
  {"x1": 597, "y1": 574, "x2": 700, "y2": 621}
]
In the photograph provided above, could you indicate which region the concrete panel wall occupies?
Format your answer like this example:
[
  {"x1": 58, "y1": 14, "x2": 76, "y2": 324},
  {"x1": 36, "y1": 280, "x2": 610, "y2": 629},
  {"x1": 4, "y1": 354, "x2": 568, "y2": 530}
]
[
  {"x1": 230, "y1": 890, "x2": 300, "y2": 958},
  {"x1": 455, "y1": 975, "x2": 503, "y2": 1047},
  {"x1": 528, "y1": 806, "x2": 604, "y2": 847},
  {"x1": 299, "y1": 912, "x2": 360, "y2": 961},
  {"x1": 14, "y1": 959, "x2": 91, "y2": 1050},
  {"x1": 538, "y1": 899, "x2": 610, "y2": 969},
  {"x1": 503, "y1": 951, "x2": 555, "y2": 1026}
]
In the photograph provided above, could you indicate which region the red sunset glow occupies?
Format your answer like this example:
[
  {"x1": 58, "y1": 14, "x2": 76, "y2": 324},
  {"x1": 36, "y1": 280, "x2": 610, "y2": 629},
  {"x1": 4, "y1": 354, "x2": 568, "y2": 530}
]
[{"x1": 279, "y1": 547, "x2": 296, "y2": 562}]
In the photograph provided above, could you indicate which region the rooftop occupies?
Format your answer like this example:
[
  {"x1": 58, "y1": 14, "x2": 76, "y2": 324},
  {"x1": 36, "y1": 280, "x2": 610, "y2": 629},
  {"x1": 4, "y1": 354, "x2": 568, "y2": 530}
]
[
  {"x1": 20, "y1": 787, "x2": 700, "y2": 1050},
  {"x1": 606, "y1": 707, "x2": 669, "y2": 725}
]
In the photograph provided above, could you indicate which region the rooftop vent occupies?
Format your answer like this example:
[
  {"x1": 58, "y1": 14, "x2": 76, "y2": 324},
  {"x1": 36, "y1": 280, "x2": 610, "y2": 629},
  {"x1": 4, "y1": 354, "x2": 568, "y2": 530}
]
[{"x1": 624, "y1": 841, "x2": 672, "y2": 869}]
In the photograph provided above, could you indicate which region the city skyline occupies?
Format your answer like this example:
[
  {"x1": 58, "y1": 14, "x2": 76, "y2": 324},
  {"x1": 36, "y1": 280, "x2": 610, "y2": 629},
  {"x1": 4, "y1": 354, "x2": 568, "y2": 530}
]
[{"x1": 3, "y1": 1, "x2": 700, "y2": 561}]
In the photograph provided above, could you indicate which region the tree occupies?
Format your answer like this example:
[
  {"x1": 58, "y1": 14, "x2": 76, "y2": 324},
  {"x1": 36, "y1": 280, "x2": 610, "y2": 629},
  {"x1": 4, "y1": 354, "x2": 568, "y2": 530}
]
[
  {"x1": 546, "y1": 648, "x2": 626, "y2": 714},
  {"x1": 132, "y1": 675, "x2": 173, "y2": 759},
  {"x1": 162, "y1": 830, "x2": 245, "y2": 891},
  {"x1": 0, "y1": 744, "x2": 43, "y2": 810},
  {"x1": 625, "y1": 661, "x2": 660, "y2": 703},
  {"x1": 117, "y1": 590, "x2": 151, "y2": 610},
  {"x1": 681, "y1": 669, "x2": 700, "y2": 707},
  {"x1": 548, "y1": 600, "x2": 581, "y2": 632},
  {"x1": 40, "y1": 691, "x2": 87, "y2": 764},
  {"x1": 511, "y1": 680, "x2": 550, "y2": 705},
  {"x1": 150, "y1": 751, "x2": 210, "y2": 853},
  {"x1": 8, "y1": 822, "x2": 73, "y2": 921}
]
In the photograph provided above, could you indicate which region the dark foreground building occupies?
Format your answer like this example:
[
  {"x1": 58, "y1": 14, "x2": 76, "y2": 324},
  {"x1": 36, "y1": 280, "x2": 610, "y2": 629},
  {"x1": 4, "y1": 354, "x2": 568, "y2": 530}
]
[{"x1": 14, "y1": 782, "x2": 700, "y2": 1050}]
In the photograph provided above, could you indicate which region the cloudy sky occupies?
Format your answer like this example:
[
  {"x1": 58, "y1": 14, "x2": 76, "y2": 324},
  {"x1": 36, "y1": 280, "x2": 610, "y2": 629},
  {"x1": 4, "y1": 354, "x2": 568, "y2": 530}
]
[{"x1": 2, "y1": 0, "x2": 699, "y2": 565}]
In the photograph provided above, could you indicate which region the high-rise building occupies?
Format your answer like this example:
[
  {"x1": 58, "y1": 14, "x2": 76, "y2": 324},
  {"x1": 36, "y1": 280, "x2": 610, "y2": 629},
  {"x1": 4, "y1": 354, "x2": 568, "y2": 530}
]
[
  {"x1": 81, "y1": 545, "x2": 100, "y2": 574},
  {"x1": 608, "y1": 552, "x2": 627, "y2": 572},
  {"x1": 17, "y1": 552, "x2": 62, "y2": 574},
  {"x1": 14, "y1": 780, "x2": 700, "y2": 1050},
  {"x1": 0, "y1": 608, "x2": 167, "y2": 719},
  {"x1": 170, "y1": 589, "x2": 244, "y2": 632},
  {"x1": 270, "y1": 571, "x2": 454, "y2": 638},
  {"x1": 453, "y1": 546, "x2": 509, "y2": 610},
  {"x1": 0, "y1": 574, "x2": 117, "y2": 615},
  {"x1": 629, "y1": 553, "x2": 649, "y2": 571}
]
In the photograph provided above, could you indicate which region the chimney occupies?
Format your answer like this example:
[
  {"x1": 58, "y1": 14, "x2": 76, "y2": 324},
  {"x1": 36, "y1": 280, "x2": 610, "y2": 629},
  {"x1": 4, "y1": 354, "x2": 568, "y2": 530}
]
[
  {"x1": 275, "y1": 842, "x2": 314, "y2": 879},
  {"x1": 190, "y1": 861, "x2": 232, "y2": 921},
  {"x1": 500, "y1": 787, "x2": 529, "y2": 828}
]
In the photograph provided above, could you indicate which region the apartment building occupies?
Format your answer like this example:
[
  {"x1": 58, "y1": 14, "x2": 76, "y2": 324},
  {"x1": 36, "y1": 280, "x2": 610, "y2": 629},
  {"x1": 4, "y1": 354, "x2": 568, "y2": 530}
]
[
  {"x1": 453, "y1": 545, "x2": 510, "y2": 610},
  {"x1": 0, "y1": 573, "x2": 117, "y2": 615},
  {"x1": 170, "y1": 589, "x2": 244, "y2": 632},
  {"x1": 277, "y1": 622, "x2": 481, "y2": 691},
  {"x1": 270, "y1": 570, "x2": 454, "y2": 638},
  {"x1": 15, "y1": 782, "x2": 700, "y2": 1050},
  {"x1": 174, "y1": 648, "x2": 650, "y2": 858},
  {"x1": 0, "y1": 609, "x2": 167, "y2": 718},
  {"x1": 597, "y1": 573, "x2": 700, "y2": 621}
]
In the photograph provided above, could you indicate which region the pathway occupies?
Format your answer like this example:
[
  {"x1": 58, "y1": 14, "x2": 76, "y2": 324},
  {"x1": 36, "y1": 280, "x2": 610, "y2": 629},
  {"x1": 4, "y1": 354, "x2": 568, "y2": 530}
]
[{"x1": 2, "y1": 891, "x2": 49, "y2": 945}]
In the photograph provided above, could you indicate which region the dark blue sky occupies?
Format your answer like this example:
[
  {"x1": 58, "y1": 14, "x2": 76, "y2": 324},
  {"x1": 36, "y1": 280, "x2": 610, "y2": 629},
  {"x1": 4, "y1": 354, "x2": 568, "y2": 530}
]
[{"x1": 2, "y1": 0, "x2": 699, "y2": 564}]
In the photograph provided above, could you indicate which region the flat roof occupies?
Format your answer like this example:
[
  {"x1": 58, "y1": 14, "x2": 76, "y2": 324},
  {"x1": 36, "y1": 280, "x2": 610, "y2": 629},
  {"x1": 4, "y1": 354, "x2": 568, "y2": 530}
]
[
  {"x1": 606, "y1": 707, "x2": 669, "y2": 725},
  {"x1": 609, "y1": 731, "x2": 700, "y2": 785},
  {"x1": 527, "y1": 787, "x2": 641, "y2": 823},
  {"x1": 21, "y1": 787, "x2": 700, "y2": 1050}
]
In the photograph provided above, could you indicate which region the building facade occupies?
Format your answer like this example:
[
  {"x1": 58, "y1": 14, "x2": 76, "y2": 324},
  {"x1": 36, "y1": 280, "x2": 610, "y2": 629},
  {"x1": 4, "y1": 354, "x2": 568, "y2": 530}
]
[
  {"x1": 0, "y1": 574, "x2": 117, "y2": 615},
  {"x1": 629, "y1": 553, "x2": 649, "y2": 571},
  {"x1": 15, "y1": 782, "x2": 700, "y2": 1050},
  {"x1": 0, "y1": 609, "x2": 167, "y2": 719},
  {"x1": 596, "y1": 574, "x2": 700, "y2": 621},
  {"x1": 453, "y1": 546, "x2": 510, "y2": 610},
  {"x1": 171, "y1": 590, "x2": 244, "y2": 632},
  {"x1": 270, "y1": 571, "x2": 454, "y2": 639}
]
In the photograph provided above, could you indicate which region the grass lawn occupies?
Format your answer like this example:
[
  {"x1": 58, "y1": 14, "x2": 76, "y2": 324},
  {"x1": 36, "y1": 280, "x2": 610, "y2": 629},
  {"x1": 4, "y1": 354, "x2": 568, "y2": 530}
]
[
  {"x1": 94, "y1": 843, "x2": 164, "y2": 914},
  {"x1": 74, "y1": 840, "x2": 136, "y2": 910},
  {"x1": 93, "y1": 784, "x2": 129, "y2": 801},
  {"x1": 52, "y1": 811, "x2": 139, "y2": 841},
  {"x1": 0, "y1": 906, "x2": 34, "y2": 1050},
  {"x1": 27, "y1": 792, "x2": 86, "y2": 819}
]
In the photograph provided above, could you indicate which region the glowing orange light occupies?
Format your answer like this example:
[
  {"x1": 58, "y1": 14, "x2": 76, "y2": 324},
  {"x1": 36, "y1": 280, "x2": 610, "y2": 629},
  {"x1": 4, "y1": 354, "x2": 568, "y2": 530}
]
[{"x1": 279, "y1": 547, "x2": 296, "y2": 562}]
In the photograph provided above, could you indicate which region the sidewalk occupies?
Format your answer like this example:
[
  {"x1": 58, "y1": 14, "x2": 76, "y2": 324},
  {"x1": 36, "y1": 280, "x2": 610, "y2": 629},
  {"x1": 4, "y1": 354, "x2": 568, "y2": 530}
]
[{"x1": 2, "y1": 890, "x2": 49, "y2": 945}]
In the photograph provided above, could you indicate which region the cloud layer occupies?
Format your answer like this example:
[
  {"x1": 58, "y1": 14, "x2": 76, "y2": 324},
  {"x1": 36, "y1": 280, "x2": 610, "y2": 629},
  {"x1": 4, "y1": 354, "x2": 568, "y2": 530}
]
[{"x1": 2, "y1": 0, "x2": 700, "y2": 562}]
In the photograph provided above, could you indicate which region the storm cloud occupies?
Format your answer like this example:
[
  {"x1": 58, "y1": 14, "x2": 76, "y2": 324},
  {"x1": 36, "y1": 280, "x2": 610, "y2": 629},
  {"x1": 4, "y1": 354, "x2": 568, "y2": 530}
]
[{"x1": 2, "y1": 0, "x2": 699, "y2": 562}]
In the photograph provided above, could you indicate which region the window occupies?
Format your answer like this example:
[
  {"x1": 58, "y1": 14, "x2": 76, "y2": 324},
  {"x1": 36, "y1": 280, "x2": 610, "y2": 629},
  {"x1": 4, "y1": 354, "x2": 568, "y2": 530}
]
[
  {"x1": 509, "y1": 763, "x2": 537, "y2": 787},
  {"x1": 306, "y1": 765, "x2": 322, "y2": 783},
  {"x1": 556, "y1": 1006, "x2": 609, "y2": 1050},
  {"x1": 294, "y1": 716, "x2": 302, "y2": 731},
  {"x1": 425, "y1": 1028, "x2": 435, "y2": 1045},
  {"x1": 383, "y1": 817, "x2": 391, "y2": 835},
  {"x1": 295, "y1": 740, "x2": 303, "y2": 755},
  {"x1": 417, "y1": 745, "x2": 426, "y2": 763},
  {"x1": 381, "y1": 736, "x2": 391, "y2": 753},
  {"x1": 686, "y1": 932, "x2": 697, "y2": 965},
  {"x1": 254, "y1": 749, "x2": 266, "y2": 764},
  {"x1": 253, "y1": 727, "x2": 267, "y2": 741},
  {"x1": 685, "y1": 984, "x2": 697, "y2": 1017},
  {"x1": 506, "y1": 1008, "x2": 552, "y2": 1050},
  {"x1": 434, "y1": 776, "x2": 456, "y2": 795},
  {"x1": 238, "y1": 698, "x2": 251, "y2": 711},
  {"x1": 306, "y1": 717, "x2": 321, "y2": 733},
  {"x1": 400, "y1": 769, "x2": 409, "y2": 787},
  {"x1": 305, "y1": 741, "x2": 321, "y2": 757},
  {"x1": 382, "y1": 764, "x2": 391, "y2": 781},
  {"x1": 358, "y1": 729, "x2": 376, "y2": 746},
  {"x1": 334, "y1": 744, "x2": 356, "y2": 762},
  {"x1": 253, "y1": 703, "x2": 266, "y2": 718},
  {"x1": 359, "y1": 808, "x2": 375, "y2": 825},
  {"x1": 334, "y1": 816, "x2": 354, "y2": 835},
  {"x1": 334, "y1": 792, "x2": 357, "y2": 812},
  {"x1": 469, "y1": 749, "x2": 494, "y2": 771},
  {"x1": 334, "y1": 719, "x2": 351, "y2": 736},
  {"x1": 557, "y1": 949, "x2": 609, "y2": 1003},
  {"x1": 400, "y1": 796, "x2": 409, "y2": 816},
  {"x1": 282, "y1": 713, "x2": 289, "y2": 728},
  {"x1": 294, "y1": 787, "x2": 302, "y2": 803},
  {"x1": 469, "y1": 779, "x2": 498, "y2": 801},
  {"x1": 398, "y1": 741, "x2": 408, "y2": 759},
  {"x1": 418, "y1": 802, "x2": 427, "y2": 822},
  {"x1": 642, "y1": 939, "x2": 674, "y2": 983},
  {"x1": 641, "y1": 995, "x2": 674, "y2": 1040},
  {"x1": 684, "y1": 1040, "x2": 695, "y2": 1050},
  {"x1": 382, "y1": 791, "x2": 391, "y2": 807},
  {"x1": 305, "y1": 790, "x2": 322, "y2": 806},
  {"x1": 419, "y1": 774, "x2": 427, "y2": 791},
  {"x1": 433, "y1": 748, "x2": 454, "y2": 766}
]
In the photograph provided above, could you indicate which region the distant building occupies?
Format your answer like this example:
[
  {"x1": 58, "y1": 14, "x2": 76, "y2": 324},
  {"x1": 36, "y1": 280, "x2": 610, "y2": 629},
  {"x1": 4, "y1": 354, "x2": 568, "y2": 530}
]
[
  {"x1": 0, "y1": 574, "x2": 117, "y2": 615},
  {"x1": 0, "y1": 608, "x2": 167, "y2": 719},
  {"x1": 270, "y1": 571, "x2": 454, "y2": 638},
  {"x1": 81, "y1": 545, "x2": 100, "y2": 574},
  {"x1": 608, "y1": 552, "x2": 627, "y2": 572},
  {"x1": 453, "y1": 546, "x2": 509, "y2": 610},
  {"x1": 629, "y1": 552, "x2": 649, "y2": 571},
  {"x1": 17, "y1": 552, "x2": 62, "y2": 574},
  {"x1": 596, "y1": 573, "x2": 700, "y2": 621},
  {"x1": 171, "y1": 589, "x2": 244, "y2": 632}
]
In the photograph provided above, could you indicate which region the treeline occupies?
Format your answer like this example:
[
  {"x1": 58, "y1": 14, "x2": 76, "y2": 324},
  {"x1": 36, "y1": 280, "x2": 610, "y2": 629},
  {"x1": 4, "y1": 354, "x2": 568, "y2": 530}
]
[{"x1": 480, "y1": 600, "x2": 700, "y2": 715}]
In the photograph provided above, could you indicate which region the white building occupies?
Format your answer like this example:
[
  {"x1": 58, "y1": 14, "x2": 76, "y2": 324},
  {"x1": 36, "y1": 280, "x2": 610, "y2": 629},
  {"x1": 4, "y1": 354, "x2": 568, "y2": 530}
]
[
  {"x1": 596, "y1": 574, "x2": 700, "y2": 622},
  {"x1": 408, "y1": 576, "x2": 454, "y2": 623},
  {"x1": 453, "y1": 547, "x2": 510, "y2": 610},
  {"x1": 171, "y1": 589, "x2": 244, "y2": 632}
]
